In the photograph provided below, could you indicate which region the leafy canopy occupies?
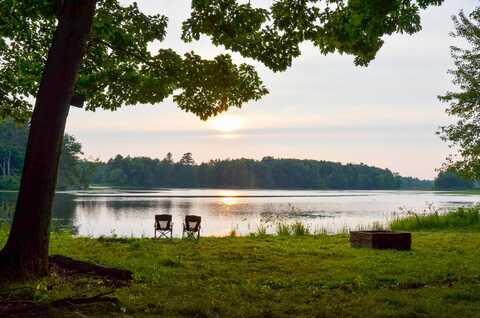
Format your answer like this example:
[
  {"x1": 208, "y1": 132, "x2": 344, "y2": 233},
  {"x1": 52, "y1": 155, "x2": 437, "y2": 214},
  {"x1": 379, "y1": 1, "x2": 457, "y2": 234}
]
[
  {"x1": 1, "y1": 0, "x2": 444, "y2": 122},
  {"x1": 439, "y1": 6, "x2": 480, "y2": 179}
]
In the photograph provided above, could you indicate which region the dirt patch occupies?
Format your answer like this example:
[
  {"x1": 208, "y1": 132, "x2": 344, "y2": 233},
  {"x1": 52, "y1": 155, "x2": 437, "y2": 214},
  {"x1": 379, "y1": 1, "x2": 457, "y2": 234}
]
[{"x1": 50, "y1": 255, "x2": 132, "y2": 287}]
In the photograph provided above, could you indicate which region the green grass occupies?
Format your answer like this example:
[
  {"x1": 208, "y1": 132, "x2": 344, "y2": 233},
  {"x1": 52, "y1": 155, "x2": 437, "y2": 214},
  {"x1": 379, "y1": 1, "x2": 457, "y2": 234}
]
[
  {"x1": 391, "y1": 206, "x2": 480, "y2": 231},
  {"x1": 2, "y1": 226, "x2": 480, "y2": 317},
  {"x1": 275, "y1": 221, "x2": 310, "y2": 236}
]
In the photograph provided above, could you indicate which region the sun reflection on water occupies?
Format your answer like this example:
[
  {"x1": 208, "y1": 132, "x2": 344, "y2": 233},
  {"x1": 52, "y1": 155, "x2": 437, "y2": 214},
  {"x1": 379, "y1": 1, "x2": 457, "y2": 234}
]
[
  {"x1": 219, "y1": 190, "x2": 240, "y2": 206},
  {"x1": 221, "y1": 197, "x2": 239, "y2": 205}
]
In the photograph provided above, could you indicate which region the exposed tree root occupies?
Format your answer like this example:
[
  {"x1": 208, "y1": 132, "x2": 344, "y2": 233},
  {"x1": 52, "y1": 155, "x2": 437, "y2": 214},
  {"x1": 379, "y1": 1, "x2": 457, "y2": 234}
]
[
  {"x1": 0, "y1": 254, "x2": 133, "y2": 285},
  {"x1": 0, "y1": 291, "x2": 118, "y2": 317},
  {"x1": 0, "y1": 255, "x2": 133, "y2": 317},
  {"x1": 49, "y1": 255, "x2": 133, "y2": 286}
]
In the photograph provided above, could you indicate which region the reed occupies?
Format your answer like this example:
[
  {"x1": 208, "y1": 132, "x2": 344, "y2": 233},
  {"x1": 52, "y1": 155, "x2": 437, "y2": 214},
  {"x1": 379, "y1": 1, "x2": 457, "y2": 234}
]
[
  {"x1": 391, "y1": 206, "x2": 480, "y2": 231},
  {"x1": 290, "y1": 221, "x2": 310, "y2": 236}
]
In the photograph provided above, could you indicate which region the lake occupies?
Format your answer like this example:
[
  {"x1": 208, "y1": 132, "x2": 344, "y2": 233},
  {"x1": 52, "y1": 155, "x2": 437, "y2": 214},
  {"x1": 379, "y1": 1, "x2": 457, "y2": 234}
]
[{"x1": 1, "y1": 188, "x2": 479, "y2": 237}]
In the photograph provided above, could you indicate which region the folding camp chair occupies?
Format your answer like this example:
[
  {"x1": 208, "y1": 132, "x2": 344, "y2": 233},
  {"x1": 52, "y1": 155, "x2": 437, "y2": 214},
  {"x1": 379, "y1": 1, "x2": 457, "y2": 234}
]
[
  {"x1": 154, "y1": 214, "x2": 173, "y2": 239},
  {"x1": 182, "y1": 215, "x2": 201, "y2": 240}
]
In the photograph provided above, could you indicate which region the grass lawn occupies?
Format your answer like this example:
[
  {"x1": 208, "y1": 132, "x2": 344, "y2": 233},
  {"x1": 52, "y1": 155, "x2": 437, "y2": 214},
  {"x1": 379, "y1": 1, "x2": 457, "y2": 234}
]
[{"x1": 2, "y1": 229, "x2": 480, "y2": 317}]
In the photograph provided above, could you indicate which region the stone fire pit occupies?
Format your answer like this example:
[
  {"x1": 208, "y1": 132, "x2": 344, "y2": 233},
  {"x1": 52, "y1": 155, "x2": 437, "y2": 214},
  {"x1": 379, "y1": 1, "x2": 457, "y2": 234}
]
[{"x1": 350, "y1": 230, "x2": 411, "y2": 250}]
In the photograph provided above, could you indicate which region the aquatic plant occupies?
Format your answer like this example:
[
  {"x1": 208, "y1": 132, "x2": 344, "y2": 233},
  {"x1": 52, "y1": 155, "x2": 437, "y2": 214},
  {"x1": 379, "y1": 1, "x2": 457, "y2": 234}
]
[
  {"x1": 391, "y1": 206, "x2": 480, "y2": 231},
  {"x1": 290, "y1": 221, "x2": 310, "y2": 236}
]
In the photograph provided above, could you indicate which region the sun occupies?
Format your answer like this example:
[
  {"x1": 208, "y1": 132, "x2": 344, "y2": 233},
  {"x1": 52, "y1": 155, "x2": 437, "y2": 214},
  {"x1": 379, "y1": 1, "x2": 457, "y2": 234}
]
[{"x1": 209, "y1": 115, "x2": 243, "y2": 133}]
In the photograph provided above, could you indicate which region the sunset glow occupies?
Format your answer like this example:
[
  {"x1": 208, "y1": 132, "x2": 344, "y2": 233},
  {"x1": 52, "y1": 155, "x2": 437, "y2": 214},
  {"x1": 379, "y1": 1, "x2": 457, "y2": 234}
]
[
  {"x1": 221, "y1": 197, "x2": 239, "y2": 205},
  {"x1": 209, "y1": 115, "x2": 243, "y2": 133}
]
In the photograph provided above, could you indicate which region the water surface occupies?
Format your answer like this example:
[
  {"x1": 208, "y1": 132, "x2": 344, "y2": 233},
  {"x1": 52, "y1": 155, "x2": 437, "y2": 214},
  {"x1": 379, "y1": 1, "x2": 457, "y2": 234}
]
[{"x1": 1, "y1": 189, "x2": 479, "y2": 237}]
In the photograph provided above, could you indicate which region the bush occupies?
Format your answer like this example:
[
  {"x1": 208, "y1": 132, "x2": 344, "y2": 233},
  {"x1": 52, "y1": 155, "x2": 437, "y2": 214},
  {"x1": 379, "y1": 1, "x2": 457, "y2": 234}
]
[{"x1": 391, "y1": 206, "x2": 480, "y2": 231}]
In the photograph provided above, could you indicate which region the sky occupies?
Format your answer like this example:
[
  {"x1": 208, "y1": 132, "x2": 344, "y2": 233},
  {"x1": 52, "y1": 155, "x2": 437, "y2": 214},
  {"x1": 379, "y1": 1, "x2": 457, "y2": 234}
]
[{"x1": 66, "y1": 0, "x2": 478, "y2": 180}]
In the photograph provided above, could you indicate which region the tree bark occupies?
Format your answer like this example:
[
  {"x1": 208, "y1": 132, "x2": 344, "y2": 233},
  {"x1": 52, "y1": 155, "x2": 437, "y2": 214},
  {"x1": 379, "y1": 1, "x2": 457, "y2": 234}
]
[{"x1": 0, "y1": 0, "x2": 96, "y2": 279}]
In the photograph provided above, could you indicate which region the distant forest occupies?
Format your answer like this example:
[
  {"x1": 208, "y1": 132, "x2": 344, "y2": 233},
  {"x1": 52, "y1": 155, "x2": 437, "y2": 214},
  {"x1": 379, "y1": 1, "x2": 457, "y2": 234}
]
[
  {"x1": 0, "y1": 120, "x2": 92, "y2": 190},
  {"x1": 0, "y1": 119, "x2": 474, "y2": 191},
  {"x1": 90, "y1": 153, "x2": 434, "y2": 190}
]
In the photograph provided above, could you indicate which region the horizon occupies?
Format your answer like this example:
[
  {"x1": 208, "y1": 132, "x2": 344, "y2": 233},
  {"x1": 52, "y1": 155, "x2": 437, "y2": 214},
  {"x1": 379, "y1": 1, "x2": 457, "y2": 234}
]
[
  {"x1": 94, "y1": 152, "x2": 435, "y2": 181},
  {"x1": 66, "y1": 0, "x2": 477, "y2": 180}
]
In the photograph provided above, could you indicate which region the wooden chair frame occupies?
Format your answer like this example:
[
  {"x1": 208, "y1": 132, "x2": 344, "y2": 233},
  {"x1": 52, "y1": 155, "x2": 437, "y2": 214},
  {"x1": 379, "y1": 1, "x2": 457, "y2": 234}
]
[
  {"x1": 182, "y1": 215, "x2": 201, "y2": 240},
  {"x1": 154, "y1": 214, "x2": 173, "y2": 239}
]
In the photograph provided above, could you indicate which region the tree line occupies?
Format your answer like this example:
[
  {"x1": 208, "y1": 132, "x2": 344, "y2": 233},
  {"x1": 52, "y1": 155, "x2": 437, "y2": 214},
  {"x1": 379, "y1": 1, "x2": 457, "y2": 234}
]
[
  {"x1": 2, "y1": 121, "x2": 475, "y2": 191},
  {"x1": 0, "y1": 120, "x2": 90, "y2": 190},
  {"x1": 90, "y1": 153, "x2": 434, "y2": 190},
  {"x1": 434, "y1": 170, "x2": 475, "y2": 190}
]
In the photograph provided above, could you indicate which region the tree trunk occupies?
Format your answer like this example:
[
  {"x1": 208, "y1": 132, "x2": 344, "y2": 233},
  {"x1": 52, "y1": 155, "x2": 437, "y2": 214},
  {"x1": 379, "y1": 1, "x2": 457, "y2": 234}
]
[
  {"x1": 0, "y1": 0, "x2": 96, "y2": 279},
  {"x1": 6, "y1": 151, "x2": 10, "y2": 176},
  {"x1": 1, "y1": 157, "x2": 4, "y2": 177}
]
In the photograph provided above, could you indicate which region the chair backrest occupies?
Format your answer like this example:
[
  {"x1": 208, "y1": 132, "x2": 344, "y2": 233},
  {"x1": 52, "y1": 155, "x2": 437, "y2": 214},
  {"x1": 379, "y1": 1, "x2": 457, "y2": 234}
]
[
  {"x1": 155, "y1": 214, "x2": 172, "y2": 230},
  {"x1": 185, "y1": 215, "x2": 201, "y2": 232}
]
